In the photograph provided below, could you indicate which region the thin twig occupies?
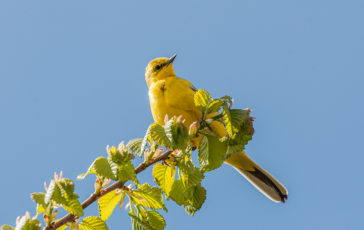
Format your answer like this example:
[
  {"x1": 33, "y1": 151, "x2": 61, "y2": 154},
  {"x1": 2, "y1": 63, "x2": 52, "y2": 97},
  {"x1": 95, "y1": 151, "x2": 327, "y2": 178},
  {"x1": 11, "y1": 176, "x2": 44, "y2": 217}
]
[{"x1": 45, "y1": 150, "x2": 173, "y2": 230}]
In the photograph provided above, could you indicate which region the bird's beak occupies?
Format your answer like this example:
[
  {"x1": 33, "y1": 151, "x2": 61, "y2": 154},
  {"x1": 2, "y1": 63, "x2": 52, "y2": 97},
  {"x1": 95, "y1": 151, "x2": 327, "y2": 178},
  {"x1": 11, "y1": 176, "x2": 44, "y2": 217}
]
[{"x1": 166, "y1": 54, "x2": 177, "y2": 66}]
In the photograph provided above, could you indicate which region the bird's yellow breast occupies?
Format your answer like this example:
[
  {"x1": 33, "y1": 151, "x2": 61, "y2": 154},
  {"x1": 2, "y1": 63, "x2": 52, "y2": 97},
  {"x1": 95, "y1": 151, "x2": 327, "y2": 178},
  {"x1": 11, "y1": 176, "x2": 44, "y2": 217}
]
[{"x1": 148, "y1": 76, "x2": 201, "y2": 128}]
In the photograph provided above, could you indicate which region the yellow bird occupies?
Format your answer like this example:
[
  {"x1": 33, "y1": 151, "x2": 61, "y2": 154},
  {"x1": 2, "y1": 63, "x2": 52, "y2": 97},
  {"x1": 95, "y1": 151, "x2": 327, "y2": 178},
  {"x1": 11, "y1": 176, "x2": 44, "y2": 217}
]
[{"x1": 145, "y1": 54, "x2": 288, "y2": 203}]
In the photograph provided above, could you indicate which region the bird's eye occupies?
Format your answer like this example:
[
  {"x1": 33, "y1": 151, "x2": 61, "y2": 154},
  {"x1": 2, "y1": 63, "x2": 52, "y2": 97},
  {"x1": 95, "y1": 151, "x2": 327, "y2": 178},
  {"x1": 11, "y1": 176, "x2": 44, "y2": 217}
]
[{"x1": 154, "y1": 65, "x2": 161, "y2": 71}]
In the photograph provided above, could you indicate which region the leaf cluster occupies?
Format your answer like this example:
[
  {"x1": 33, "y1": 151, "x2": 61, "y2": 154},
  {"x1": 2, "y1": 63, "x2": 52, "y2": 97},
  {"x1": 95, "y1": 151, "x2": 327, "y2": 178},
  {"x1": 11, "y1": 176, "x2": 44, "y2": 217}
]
[{"x1": 2, "y1": 89, "x2": 254, "y2": 230}]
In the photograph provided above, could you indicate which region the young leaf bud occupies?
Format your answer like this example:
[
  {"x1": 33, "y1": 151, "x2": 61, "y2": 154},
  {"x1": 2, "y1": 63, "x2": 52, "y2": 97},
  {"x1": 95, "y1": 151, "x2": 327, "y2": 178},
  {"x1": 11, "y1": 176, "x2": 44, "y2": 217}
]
[
  {"x1": 177, "y1": 115, "x2": 184, "y2": 123},
  {"x1": 118, "y1": 141, "x2": 125, "y2": 152},
  {"x1": 102, "y1": 178, "x2": 111, "y2": 187},
  {"x1": 173, "y1": 149, "x2": 183, "y2": 158},
  {"x1": 51, "y1": 209, "x2": 58, "y2": 220},
  {"x1": 144, "y1": 149, "x2": 150, "y2": 161},
  {"x1": 189, "y1": 121, "x2": 198, "y2": 137},
  {"x1": 164, "y1": 114, "x2": 169, "y2": 124},
  {"x1": 43, "y1": 215, "x2": 49, "y2": 224},
  {"x1": 230, "y1": 98, "x2": 234, "y2": 109},
  {"x1": 54, "y1": 172, "x2": 59, "y2": 181},
  {"x1": 154, "y1": 148, "x2": 164, "y2": 159},
  {"x1": 94, "y1": 179, "x2": 101, "y2": 193}
]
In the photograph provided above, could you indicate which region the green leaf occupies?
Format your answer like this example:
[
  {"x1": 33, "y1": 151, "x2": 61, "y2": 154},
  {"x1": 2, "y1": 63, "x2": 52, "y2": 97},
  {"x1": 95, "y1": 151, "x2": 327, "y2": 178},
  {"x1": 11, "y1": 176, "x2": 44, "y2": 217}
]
[
  {"x1": 226, "y1": 143, "x2": 245, "y2": 156},
  {"x1": 127, "y1": 138, "x2": 144, "y2": 157},
  {"x1": 79, "y1": 217, "x2": 108, "y2": 230},
  {"x1": 1, "y1": 225, "x2": 14, "y2": 230},
  {"x1": 77, "y1": 163, "x2": 96, "y2": 180},
  {"x1": 31, "y1": 192, "x2": 47, "y2": 214},
  {"x1": 206, "y1": 99, "x2": 225, "y2": 114},
  {"x1": 64, "y1": 198, "x2": 84, "y2": 217},
  {"x1": 164, "y1": 118, "x2": 190, "y2": 150},
  {"x1": 77, "y1": 157, "x2": 118, "y2": 181},
  {"x1": 57, "y1": 179, "x2": 84, "y2": 216},
  {"x1": 98, "y1": 190, "x2": 123, "y2": 221},
  {"x1": 149, "y1": 123, "x2": 172, "y2": 148},
  {"x1": 178, "y1": 160, "x2": 204, "y2": 188},
  {"x1": 198, "y1": 135, "x2": 227, "y2": 171},
  {"x1": 183, "y1": 205, "x2": 197, "y2": 216},
  {"x1": 46, "y1": 178, "x2": 84, "y2": 217},
  {"x1": 194, "y1": 89, "x2": 213, "y2": 112},
  {"x1": 152, "y1": 163, "x2": 175, "y2": 196},
  {"x1": 132, "y1": 184, "x2": 164, "y2": 210},
  {"x1": 223, "y1": 107, "x2": 251, "y2": 139},
  {"x1": 130, "y1": 214, "x2": 153, "y2": 230},
  {"x1": 222, "y1": 105, "x2": 235, "y2": 137},
  {"x1": 168, "y1": 179, "x2": 186, "y2": 206},
  {"x1": 225, "y1": 113, "x2": 254, "y2": 157},
  {"x1": 140, "y1": 128, "x2": 150, "y2": 157},
  {"x1": 117, "y1": 160, "x2": 138, "y2": 184},
  {"x1": 183, "y1": 184, "x2": 206, "y2": 216},
  {"x1": 230, "y1": 109, "x2": 250, "y2": 129},
  {"x1": 108, "y1": 146, "x2": 124, "y2": 165},
  {"x1": 145, "y1": 210, "x2": 166, "y2": 230},
  {"x1": 93, "y1": 157, "x2": 118, "y2": 180},
  {"x1": 48, "y1": 181, "x2": 66, "y2": 205},
  {"x1": 36, "y1": 204, "x2": 45, "y2": 215},
  {"x1": 31, "y1": 192, "x2": 46, "y2": 207},
  {"x1": 219, "y1": 95, "x2": 233, "y2": 104}
]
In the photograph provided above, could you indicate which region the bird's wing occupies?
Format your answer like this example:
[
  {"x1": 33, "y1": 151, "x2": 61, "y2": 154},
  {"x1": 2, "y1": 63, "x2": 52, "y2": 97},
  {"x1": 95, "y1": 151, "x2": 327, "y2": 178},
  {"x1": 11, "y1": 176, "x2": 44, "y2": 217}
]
[{"x1": 164, "y1": 77, "x2": 202, "y2": 126}]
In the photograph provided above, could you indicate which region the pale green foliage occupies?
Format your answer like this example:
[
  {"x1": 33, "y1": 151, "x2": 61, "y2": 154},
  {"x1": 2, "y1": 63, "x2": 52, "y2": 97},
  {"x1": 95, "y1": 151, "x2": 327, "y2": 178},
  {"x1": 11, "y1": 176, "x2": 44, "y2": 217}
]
[
  {"x1": 98, "y1": 190, "x2": 123, "y2": 221},
  {"x1": 46, "y1": 178, "x2": 84, "y2": 217},
  {"x1": 183, "y1": 184, "x2": 206, "y2": 216},
  {"x1": 79, "y1": 217, "x2": 108, "y2": 230},
  {"x1": 130, "y1": 215, "x2": 151, "y2": 230},
  {"x1": 168, "y1": 179, "x2": 186, "y2": 206},
  {"x1": 94, "y1": 157, "x2": 118, "y2": 180},
  {"x1": 152, "y1": 164, "x2": 175, "y2": 196},
  {"x1": 127, "y1": 138, "x2": 144, "y2": 157},
  {"x1": 4, "y1": 89, "x2": 254, "y2": 230},
  {"x1": 77, "y1": 157, "x2": 117, "y2": 181},
  {"x1": 130, "y1": 211, "x2": 166, "y2": 230},
  {"x1": 222, "y1": 104, "x2": 237, "y2": 138},
  {"x1": 164, "y1": 117, "x2": 189, "y2": 151},
  {"x1": 31, "y1": 193, "x2": 46, "y2": 207},
  {"x1": 31, "y1": 192, "x2": 46, "y2": 215},
  {"x1": 143, "y1": 211, "x2": 166, "y2": 230},
  {"x1": 78, "y1": 146, "x2": 138, "y2": 184},
  {"x1": 198, "y1": 135, "x2": 227, "y2": 172},
  {"x1": 1, "y1": 225, "x2": 14, "y2": 230},
  {"x1": 165, "y1": 178, "x2": 206, "y2": 216},
  {"x1": 117, "y1": 161, "x2": 138, "y2": 184},
  {"x1": 178, "y1": 160, "x2": 204, "y2": 188},
  {"x1": 149, "y1": 124, "x2": 172, "y2": 148},
  {"x1": 194, "y1": 89, "x2": 213, "y2": 115},
  {"x1": 131, "y1": 184, "x2": 164, "y2": 210}
]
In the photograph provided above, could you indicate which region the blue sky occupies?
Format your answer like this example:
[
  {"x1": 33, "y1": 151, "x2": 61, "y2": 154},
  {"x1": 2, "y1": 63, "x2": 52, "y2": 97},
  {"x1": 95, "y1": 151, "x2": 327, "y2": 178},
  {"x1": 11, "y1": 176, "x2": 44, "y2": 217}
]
[{"x1": 1, "y1": 0, "x2": 363, "y2": 229}]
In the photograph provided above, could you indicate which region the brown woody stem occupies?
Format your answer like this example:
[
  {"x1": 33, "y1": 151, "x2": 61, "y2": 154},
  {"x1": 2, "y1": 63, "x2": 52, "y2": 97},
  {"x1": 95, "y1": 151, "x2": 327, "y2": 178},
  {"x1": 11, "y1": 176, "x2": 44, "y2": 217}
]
[{"x1": 44, "y1": 150, "x2": 173, "y2": 230}]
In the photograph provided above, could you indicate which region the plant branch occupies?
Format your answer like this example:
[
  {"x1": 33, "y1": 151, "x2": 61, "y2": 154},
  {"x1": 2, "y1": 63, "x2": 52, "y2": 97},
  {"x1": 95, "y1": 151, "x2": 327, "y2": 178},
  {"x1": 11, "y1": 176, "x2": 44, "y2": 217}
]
[{"x1": 45, "y1": 150, "x2": 173, "y2": 230}]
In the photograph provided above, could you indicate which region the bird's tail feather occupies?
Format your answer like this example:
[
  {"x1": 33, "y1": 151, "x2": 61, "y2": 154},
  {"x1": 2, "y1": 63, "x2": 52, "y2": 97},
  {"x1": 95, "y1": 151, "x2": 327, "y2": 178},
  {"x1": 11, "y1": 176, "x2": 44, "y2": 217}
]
[{"x1": 225, "y1": 152, "x2": 288, "y2": 203}]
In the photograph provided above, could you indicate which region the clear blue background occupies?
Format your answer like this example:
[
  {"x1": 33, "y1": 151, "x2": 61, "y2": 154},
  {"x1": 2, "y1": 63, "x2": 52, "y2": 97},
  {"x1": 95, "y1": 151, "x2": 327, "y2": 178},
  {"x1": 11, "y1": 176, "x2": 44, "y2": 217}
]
[{"x1": 1, "y1": 0, "x2": 363, "y2": 229}]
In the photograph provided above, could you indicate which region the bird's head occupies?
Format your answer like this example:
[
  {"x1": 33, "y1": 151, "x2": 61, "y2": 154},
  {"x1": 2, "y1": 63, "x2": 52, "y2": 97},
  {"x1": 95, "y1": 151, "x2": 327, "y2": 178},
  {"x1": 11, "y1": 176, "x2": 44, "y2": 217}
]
[{"x1": 145, "y1": 54, "x2": 177, "y2": 87}]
